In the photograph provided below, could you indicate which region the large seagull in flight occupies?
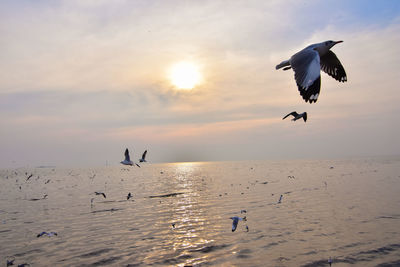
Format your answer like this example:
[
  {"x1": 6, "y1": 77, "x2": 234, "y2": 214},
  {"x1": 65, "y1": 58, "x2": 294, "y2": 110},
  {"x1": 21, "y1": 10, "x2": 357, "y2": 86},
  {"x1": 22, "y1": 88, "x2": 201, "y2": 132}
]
[{"x1": 276, "y1": 40, "x2": 347, "y2": 103}]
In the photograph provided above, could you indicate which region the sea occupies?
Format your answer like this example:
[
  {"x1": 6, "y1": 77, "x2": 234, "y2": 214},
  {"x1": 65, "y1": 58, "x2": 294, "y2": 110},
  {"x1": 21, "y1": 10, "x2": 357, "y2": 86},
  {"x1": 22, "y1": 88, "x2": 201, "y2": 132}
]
[{"x1": 1, "y1": 156, "x2": 400, "y2": 266}]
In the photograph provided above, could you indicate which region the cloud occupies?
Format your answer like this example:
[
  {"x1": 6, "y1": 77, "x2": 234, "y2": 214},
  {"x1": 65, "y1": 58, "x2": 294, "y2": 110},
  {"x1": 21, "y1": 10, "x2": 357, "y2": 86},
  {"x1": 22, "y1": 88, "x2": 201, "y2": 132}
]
[{"x1": 1, "y1": 1, "x2": 400, "y2": 166}]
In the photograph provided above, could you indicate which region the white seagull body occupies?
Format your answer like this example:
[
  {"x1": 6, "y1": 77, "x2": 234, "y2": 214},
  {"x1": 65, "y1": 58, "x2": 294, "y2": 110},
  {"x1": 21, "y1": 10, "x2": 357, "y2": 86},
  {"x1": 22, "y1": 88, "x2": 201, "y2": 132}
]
[
  {"x1": 282, "y1": 111, "x2": 307, "y2": 122},
  {"x1": 139, "y1": 150, "x2": 147, "y2": 163},
  {"x1": 121, "y1": 148, "x2": 141, "y2": 167},
  {"x1": 276, "y1": 40, "x2": 347, "y2": 103}
]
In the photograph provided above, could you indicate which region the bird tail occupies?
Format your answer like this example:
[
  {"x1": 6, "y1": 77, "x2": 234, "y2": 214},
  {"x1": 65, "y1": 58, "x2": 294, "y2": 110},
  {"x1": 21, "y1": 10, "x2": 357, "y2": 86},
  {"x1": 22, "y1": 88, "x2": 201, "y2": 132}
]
[{"x1": 276, "y1": 60, "x2": 290, "y2": 70}]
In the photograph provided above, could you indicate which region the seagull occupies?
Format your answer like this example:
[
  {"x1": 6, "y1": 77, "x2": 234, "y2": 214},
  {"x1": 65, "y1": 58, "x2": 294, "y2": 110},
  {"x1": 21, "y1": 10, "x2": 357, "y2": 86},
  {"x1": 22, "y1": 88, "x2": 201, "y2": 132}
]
[
  {"x1": 230, "y1": 216, "x2": 247, "y2": 232},
  {"x1": 139, "y1": 150, "x2": 147, "y2": 162},
  {"x1": 26, "y1": 174, "x2": 33, "y2": 181},
  {"x1": 276, "y1": 40, "x2": 347, "y2": 103},
  {"x1": 6, "y1": 257, "x2": 15, "y2": 267},
  {"x1": 283, "y1": 111, "x2": 307, "y2": 122},
  {"x1": 37, "y1": 231, "x2": 57, "y2": 237},
  {"x1": 120, "y1": 148, "x2": 141, "y2": 167},
  {"x1": 121, "y1": 148, "x2": 133, "y2": 165},
  {"x1": 95, "y1": 192, "x2": 106, "y2": 198}
]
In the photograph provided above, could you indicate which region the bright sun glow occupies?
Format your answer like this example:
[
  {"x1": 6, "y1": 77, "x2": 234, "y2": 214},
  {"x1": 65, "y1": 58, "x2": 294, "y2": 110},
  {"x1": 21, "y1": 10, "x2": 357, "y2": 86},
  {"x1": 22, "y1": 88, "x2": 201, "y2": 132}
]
[{"x1": 169, "y1": 61, "x2": 202, "y2": 90}]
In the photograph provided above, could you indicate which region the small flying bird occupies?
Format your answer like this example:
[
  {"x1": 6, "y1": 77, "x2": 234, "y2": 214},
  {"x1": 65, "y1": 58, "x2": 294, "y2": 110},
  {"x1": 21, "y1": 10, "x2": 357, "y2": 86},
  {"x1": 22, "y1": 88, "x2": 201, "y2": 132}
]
[
  {"x1": 120, "y1": 148, "x2": 141, "y2": 167},
  {"x1": 276, "y1": 40, "x2": 347, "y2": 103},
  {"x1": 95, "y1": 192, "x2": 106, "y2": 198},
  {"x1": 121, "y1": 148, "x2": 133, "y2": 166},
  {"x1": 230, "y1": 216, "x2": 246, "y2": 232},
  {"x1": 139, "y1": 150, "x2": 147, "y2": 162},
  {"x1": 26, "y1": 174, "x2": 33, "y2": 181},
  {"x1": 278, "y1": 194, "x2": 283, "y2": 204},
  {"x1": 6, "y1": 257, "x2": 15, "y2": 267},
  {"x1": 127, "y1": 192, "x2": 132, "y2": 200},
  {"x1": 37, "y1": 231, "x2": 57, "y2": 237},
  {"x1": 283, "y1": 111, "x2": 307, "y2": 122}
]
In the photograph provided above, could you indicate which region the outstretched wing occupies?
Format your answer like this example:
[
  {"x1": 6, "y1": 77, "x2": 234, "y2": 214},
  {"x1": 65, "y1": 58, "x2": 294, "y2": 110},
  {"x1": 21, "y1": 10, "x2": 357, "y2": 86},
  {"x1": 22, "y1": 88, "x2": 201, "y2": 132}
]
[
  {"x1": 142, "y1": 150, "x2": 147, "y2": 160},
  {"x1": 231, "y1": 218, "x2": 239, "y2": 232},
  {"x1": 290, "y1": 49, "x2": 321, "y2": 103},
  {"x1": 320, "y1": 50, "x2": 347, "y2": 82},
  {"x1": 283, "y1": 112, "x2": 298, "y2": 120},
  {"x1": 124, "y1": 148, "x2": 130, "y2": 161}
]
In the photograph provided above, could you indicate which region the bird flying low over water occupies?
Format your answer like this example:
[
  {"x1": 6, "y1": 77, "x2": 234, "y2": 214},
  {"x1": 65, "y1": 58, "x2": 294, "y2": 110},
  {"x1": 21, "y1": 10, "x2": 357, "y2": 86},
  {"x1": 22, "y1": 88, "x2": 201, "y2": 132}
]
[
  {"x1": 276, "y1": 40, "x2": 347, "y2": 103},
  {"x1": 37, "y1": 231, "x2": 57, "y2": 237},
  {"x1": 283, "y1": 111, "x2": 307, "y2": 122},
  {"x1": 139, "y1": 150, "x2": 147, "y2": 163},
  {"x1": 121, "y1": 148, "x2": 133, "y2": 166},
  {"x1": 127, "y1": 192, "x2": 132, "y2": 200},
  {"x1": 94, "y1": 192, "x2": 106, "y2": 198},
  {"x1": 230, "y1": 216, "x2": 246, "y2": 232},
  {"x1": 121, "y1": 148, "x2": 141, "y2": 167},
  {"x1": 6, "y1": 257, "x2": 15, "y2": 267}
]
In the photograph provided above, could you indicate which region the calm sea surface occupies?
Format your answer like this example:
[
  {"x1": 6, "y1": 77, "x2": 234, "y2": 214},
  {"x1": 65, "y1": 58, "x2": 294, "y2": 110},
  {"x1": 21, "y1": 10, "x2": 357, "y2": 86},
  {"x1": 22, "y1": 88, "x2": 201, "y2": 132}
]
[{"x1": 1, "y1": 157, "x2": 400, "y2": 266}]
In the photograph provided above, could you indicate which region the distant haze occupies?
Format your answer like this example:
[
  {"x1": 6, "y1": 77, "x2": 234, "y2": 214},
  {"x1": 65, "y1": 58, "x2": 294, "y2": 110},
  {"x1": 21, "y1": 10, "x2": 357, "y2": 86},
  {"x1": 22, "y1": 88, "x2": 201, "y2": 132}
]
[{"x1": 1, "y1": 1, "x2": 400, "y2": 167}]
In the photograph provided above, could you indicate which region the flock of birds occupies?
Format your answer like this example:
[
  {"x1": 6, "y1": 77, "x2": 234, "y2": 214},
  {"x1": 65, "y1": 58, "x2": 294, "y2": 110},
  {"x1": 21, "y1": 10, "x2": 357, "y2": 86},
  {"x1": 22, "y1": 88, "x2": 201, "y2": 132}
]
[
  {"x1": 4, "y1": 40, "x2": 346, "y2": 266},
  {"x1": 278, "y1": 40, "x2": 347, "y2": 123}
]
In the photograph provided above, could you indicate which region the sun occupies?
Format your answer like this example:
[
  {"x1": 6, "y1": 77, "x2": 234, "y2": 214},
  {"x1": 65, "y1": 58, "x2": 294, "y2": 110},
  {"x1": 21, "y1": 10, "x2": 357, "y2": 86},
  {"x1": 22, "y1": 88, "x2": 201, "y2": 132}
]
[{"x1": 169, "y1": 61, "x2": 202, "y2": 90}]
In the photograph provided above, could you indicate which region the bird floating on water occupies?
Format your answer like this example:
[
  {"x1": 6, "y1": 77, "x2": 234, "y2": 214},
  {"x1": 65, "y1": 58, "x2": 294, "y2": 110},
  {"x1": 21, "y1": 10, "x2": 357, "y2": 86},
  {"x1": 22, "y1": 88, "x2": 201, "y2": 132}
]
[
  {"x1": 276, "y1": 40, "x2": 347, "y2": 103},
  {"x1": 121, "y1": 148, "x2": 141, "y2": 167},
  {"x1": 139, "y1": 150, "x2": 147, "y2": 162},
  {"x1": 283, "y1": 111, "x2": 307, "y2": 122}
]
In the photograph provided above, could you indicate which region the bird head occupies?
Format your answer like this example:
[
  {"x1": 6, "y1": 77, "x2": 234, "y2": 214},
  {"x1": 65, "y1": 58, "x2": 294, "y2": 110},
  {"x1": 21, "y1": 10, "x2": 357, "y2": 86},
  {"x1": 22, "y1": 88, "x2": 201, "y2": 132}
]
[{"x1": 314, "y1": 40, "x2": 343, "y2": 55}]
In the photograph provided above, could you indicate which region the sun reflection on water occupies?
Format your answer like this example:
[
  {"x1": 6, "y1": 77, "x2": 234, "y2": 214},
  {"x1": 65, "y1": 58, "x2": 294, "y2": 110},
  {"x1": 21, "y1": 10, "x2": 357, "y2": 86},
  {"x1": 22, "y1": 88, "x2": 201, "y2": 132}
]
[{"x1": 168, "y1": 162, "x2": 214, "y2": 264}]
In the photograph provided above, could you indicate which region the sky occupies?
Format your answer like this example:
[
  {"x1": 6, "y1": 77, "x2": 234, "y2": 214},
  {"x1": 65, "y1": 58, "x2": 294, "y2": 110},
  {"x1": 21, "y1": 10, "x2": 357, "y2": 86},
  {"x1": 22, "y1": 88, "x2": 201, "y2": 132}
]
[{"x1": 1, "y1": 0, "x2": 400, "y2": 167}]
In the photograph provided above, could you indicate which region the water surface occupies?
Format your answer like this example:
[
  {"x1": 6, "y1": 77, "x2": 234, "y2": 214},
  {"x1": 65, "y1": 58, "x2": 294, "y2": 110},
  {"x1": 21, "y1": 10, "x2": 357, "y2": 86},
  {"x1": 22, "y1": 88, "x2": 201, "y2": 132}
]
[{"x1": 1, "y1": 157, "x2": 400, "y2": 266}]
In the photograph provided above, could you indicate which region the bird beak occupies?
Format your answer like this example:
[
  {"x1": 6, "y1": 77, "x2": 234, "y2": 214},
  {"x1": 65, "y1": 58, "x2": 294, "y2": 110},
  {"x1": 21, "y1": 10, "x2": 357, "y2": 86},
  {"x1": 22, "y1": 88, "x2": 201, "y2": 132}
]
[{"x1": 334, "y1": 40, "x2": 343, "y2": 45}]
